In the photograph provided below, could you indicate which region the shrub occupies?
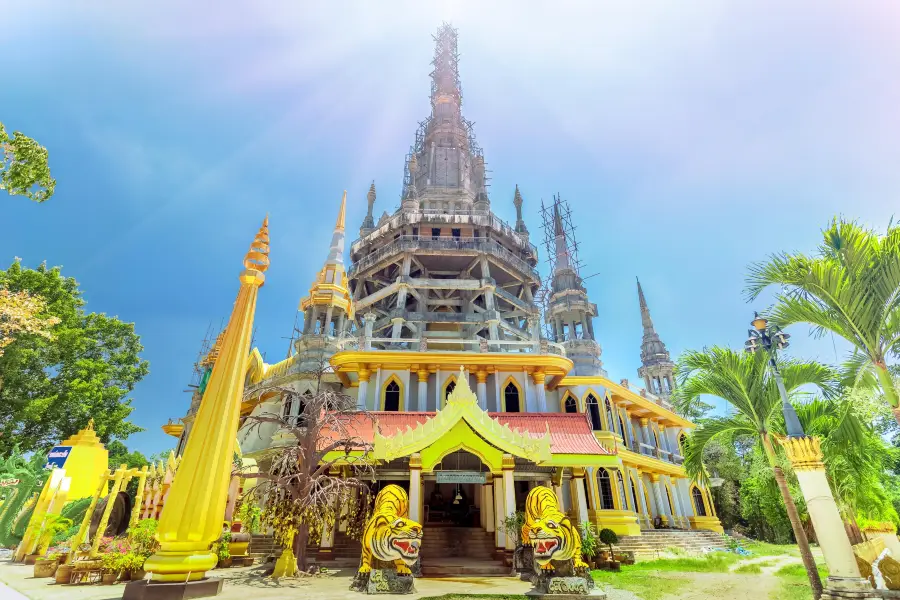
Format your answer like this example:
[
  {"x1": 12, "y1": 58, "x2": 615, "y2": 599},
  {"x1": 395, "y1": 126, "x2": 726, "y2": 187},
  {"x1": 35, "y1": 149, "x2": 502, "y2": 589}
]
[
  {"x1": 579, "y1": 522, "x2": 598, "y2": 559},
  {"x1": 598, "y1": 528, "x2": 618, "y2": 556},
  {"x1": 501, "y1": 511, "x2": 526, "y2": 545}
]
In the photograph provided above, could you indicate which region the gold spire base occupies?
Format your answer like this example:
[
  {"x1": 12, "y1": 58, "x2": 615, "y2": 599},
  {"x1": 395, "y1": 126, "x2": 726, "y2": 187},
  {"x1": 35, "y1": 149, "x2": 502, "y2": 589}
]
[
  {"x1": 143, "y1": 544, "x2": 217, "y2": 582},
  {"x1": 778, "y1": 435, "x2": 825, "y2": 471}
]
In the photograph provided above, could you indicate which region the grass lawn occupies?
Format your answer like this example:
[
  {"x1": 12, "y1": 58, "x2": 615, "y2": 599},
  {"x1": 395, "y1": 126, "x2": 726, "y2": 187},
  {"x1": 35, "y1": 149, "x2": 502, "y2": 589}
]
[
  {"x1": 591, "y1": 552, "x2": 743, "y2": 600},
  {"x1": 773, "y1": 563, "x2": 830, "y2": 600}
]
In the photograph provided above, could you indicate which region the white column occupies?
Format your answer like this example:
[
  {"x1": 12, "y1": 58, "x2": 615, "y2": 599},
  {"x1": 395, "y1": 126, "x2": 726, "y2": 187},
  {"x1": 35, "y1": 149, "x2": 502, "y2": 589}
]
[
  {"x1": 494, "y1": 371, "x2": 501, "y2": 411},
  {"x1": 357, "y1": 369, "x2": 371, "y2": 411},
  {"x1": 533, "y1": 373, "x2": 547, "y2": 412},
  {"x1": 503, "y1": 458, "x2": 516, "y2": 551},
  {"x1": 651, "y1": 476, "x2": 671, "y2": 523},
  {"x1": 374, "y1": 367, "x2": 383, "y2": 410},
  {"x1": 524, "y1": 369, "x2": 536, "y2": 413},
  {"x1": 493, "y1": 476, "x2": 506, "y2": 548},
  {"x1": 476, "y1": 371, "x2": 488, "y2": 410},
  {"x1": 573, "y1": 470, "x2": 590, "y2": 524},
  {"x1": 553, "y1": 483, "x2": 564, "y2": 508},
  {"x1": 783, "y1": 438, "x2": 865, "y2": 583},
  {"x1": 668, "y1": 477, "x2": 685, "y2": 527},
  {"x1": 409, "y1": 455, "x2": 422, "y2": 524},
  {"x1": 484, "y1": 479, "x2": 495, "y2": 533},
  {"x1": 634, "y1": 470, "x2": 649, "y2": 522},
  {"x1": 435, "y1": 367, "x2": 441, "y2": 408},
  {"x1": 417, "y1": 368, "x2": 428, "y2": 412}
]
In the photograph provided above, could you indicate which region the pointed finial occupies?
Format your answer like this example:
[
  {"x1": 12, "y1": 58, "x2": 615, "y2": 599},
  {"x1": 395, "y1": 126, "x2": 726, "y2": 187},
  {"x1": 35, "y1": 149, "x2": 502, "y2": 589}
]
[
  {"x1": 637, "y1": 277, "x2": 648, "y2": 310},
  {"x1": 86, "y1": 418, "x2": 95, "y2": 431},
  {"x1": 513, "y1": 185, "x2": 523, "y2": 208},
  {"x1": 408, "y1": 153, "x2": 418, "y2": 176},
  {"x1": 243, "y1": 216, "x2": 270, "y2": 274},
  {"x1": 335, "y1": 191, "x2": 347, "y2": 232},
  {"x1": 367, "y1": 181, "x2": 376, "y2": 203},
  {"x1": 553, "y1": 199, "x2": 565, "y2": 237}
]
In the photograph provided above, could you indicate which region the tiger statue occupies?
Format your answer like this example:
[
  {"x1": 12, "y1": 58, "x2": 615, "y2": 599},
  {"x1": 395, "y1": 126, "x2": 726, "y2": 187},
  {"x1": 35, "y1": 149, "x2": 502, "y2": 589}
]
[
  {"x1": 359, "y1": 484, "x2": 423, "y2": 576},
  {"x1": 521, "y1": 486, "x2": 587, "y2": 571}
]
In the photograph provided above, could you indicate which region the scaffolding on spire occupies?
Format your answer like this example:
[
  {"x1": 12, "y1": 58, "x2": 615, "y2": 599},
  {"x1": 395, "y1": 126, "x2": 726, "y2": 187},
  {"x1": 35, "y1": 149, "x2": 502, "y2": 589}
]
[{"x1": 535, "y1": 194, "x2": 584, "y2": 338}]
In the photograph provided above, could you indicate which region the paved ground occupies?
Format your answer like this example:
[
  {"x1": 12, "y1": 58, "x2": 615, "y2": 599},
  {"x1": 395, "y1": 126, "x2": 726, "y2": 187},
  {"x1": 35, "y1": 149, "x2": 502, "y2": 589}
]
[{"x1": 0, "y1": 561, "x2": 533, "y2": 600}]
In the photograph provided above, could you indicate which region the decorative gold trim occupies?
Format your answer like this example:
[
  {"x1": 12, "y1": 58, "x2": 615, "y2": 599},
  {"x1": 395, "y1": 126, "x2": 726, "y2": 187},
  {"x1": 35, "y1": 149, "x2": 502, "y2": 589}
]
[{"x1": 778, "y1": 435, "x2": 825, "y2": 471}]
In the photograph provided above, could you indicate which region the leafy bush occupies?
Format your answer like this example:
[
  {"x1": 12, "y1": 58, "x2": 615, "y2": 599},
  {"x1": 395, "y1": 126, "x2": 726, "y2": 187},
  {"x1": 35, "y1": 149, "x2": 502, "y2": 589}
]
[
  {"x1": 237, "y1": 502, "x2": 262, "y2": 534},
  {"x1": 214, "y1": 531, "x2": 232, "y2": 564},
  {"x1": 129, "y1": 519, "x2": 159, "y2": 556},
  {"x1": 579, "y1": 522, "x2": 598, "y2": 559},
  {"x1": 500, "y1": 511, "x2": 526, "y2": 545}
]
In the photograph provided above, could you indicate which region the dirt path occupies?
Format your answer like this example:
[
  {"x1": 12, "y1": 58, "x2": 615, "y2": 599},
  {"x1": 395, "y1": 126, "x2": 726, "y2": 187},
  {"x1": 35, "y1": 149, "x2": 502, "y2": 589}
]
[
  {"x1": 728, "y1": 554, "x2": 801, "y2": 574},
  {"x1": 668, "y1": 572, "x2": 781, "y2": 600}
]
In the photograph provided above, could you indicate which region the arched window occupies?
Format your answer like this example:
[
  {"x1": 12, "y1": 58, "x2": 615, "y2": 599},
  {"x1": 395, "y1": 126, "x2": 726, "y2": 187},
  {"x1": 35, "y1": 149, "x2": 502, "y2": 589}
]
[
  {"x1": 679, "y1": 433, "x2": 687, "y2": 454},
  {"x1": 384, "y1": 380, "x2": 401, "y2": 412},
  {"x1": 616, "y1": 471, "x2": 628, "y2": 511},
  {"x1": 618, "y1": 415, "x2": 629, "y2": 448},
  {"x1": 564, "y1": 396, "x2": 578, "y2": 413},
  {"x1": 444, "y1": 380, "x2": 456, "y2": 401},
  {"x1": 604, "y1": 398, "x2": 614, "y2": 430},
  {"x1": 281, "y1": 395, "x2": 295, "y2": 426},
  {"x1": 586, "y1": 394, "x2": 603, "y2": 431},
  {"x1": 692, "y1": 486, "x2": 707, "y2": 517},
  {"x1": 504, "y1": 381, "x2": 520, "y2": 413},
  {"x1": 630, "y1": 476, "x2": 641, "y2": 514},
  {"x1": 597, "y1": 470, "x2": 615, "y2": 510}
]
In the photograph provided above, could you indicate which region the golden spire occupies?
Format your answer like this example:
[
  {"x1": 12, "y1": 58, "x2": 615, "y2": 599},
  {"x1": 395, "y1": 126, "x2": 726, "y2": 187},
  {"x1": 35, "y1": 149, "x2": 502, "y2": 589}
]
[
  {"x1": 86, "y1": 418, "x2": 94, "y2": 431},
  {"x1": 243, "y1": 216, "x2": 270, "y2": 276},
  {"x1": 335, "y1": 191, "x2": 347, "y2": 232}
]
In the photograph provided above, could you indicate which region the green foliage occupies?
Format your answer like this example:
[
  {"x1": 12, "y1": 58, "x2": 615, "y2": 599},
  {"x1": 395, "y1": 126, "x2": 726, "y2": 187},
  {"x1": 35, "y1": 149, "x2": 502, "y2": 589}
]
[
  {"x1": 598, "y1": 528, "x2": 618, "y2": 555},
  {"x1": 0, "y1": 259, "x2": 148, "y2": 453},
  {"x1": 500, "y1": 511, "x2": 525, "y2": 542},
  {"x1": 11, "y1": 502, "x2": 36, "y2": 542},
  {"x1": 50, "y1": 498, "x2": 90, "y2": 545},
  {"x1": 0, "y1": 447, "x2": 46, "y2": 546},
  {"x1": 746, "y1": 217, "x2": 900, "y2": 410},
  {"x1": 101, "y1": 551, "x2": 123, "y2": 574},
  {"x1": 214, "y1": 531, "x2": 232, "y2": 563},
  {"x1": 107, "y1": 440, "x2": 149, "y2": 470},
  {"x1": 128, "y1": 519, "x2": 159, "y2": 556},
  {"x1": 237, "y1": 501, "x2": 262, "y2": 534},
  {"x1": 0, "y1": 123, "x2": 55, "y2": 202},
  {"x1": 26, "y1": 513, "x2": 73, "y2": 553},
  {"x1": 775, "y1": 562, "x2": 830, "y2": 600},
  {"x1": 579, "y1": 522, "x2": 598, "y2": 559}
]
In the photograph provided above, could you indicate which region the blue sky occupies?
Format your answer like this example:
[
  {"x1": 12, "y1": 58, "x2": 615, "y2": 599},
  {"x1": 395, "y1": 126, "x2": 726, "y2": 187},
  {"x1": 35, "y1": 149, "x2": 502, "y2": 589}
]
[{"x1": 2, "y1": 2, "x2": 898, "y2": 456}]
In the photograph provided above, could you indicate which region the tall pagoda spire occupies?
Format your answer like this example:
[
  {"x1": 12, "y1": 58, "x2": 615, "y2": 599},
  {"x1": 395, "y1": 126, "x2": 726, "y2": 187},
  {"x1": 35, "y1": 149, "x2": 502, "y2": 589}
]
[
  {"x1": 513, "y1": 185, "x2": 528, "y2": 234},
  {"x1": 360, "y1": 181, "x2": 376, "y2": 232},
  {"x1": 326, "y1": 191, "x2": 347, "y2": 265},
  {"x1": 636, "y1": 278, "x2": 675, "y2": 402},
  {"x1": 402, "y1": 23, "x2": 486, "y2": 211}
]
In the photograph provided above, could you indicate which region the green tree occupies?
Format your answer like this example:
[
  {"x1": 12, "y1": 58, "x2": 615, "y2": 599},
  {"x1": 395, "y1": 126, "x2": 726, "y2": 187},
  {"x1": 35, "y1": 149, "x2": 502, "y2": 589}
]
[
  {"x1": 0, "y1": 259, "x2": 148, "y2": 453},
  {"x1": 746, "y1": 218, "x2": 900, "y2": 426},
  {"x1": 107, "y1": 440, "x2": 149, "y2": 470},
  {"x1": 676, "y1": 347, "x2": 833, "y2": 599},
  {"x1": 0, "y1": 123, "x2": 55, "y2": 202}
]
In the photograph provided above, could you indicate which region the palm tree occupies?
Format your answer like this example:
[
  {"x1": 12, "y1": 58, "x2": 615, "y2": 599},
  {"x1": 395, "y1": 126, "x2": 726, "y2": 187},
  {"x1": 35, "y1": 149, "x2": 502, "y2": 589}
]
[
  {"x1": 677, "y1": 347, "x2": 834, "y2": 600},
  {"x1": 746, "y1": 218, "x2": 900, "y2": 426}
]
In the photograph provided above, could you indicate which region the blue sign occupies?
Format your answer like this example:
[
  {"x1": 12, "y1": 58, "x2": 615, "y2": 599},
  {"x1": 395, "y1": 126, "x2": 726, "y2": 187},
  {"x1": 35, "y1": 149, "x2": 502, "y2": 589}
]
[{"x1": 44, "y1": 446, "x2": 72, "y2": 470}]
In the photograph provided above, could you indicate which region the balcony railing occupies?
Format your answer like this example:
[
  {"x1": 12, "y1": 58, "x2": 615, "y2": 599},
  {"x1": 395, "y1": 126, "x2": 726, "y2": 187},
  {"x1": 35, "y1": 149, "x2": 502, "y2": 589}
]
[
  {"x1": 351, "y1": 208, "x2": 538, "y2": 257},
  {"x1": 348, "y1": 235, "x2": 540, "y2": 280},
  {"x1": 637, "y1": 442, "x2": 684, "y2": 466},
  {"x1": 335, "y1": 335, "x2": 566, "y2": 356}
]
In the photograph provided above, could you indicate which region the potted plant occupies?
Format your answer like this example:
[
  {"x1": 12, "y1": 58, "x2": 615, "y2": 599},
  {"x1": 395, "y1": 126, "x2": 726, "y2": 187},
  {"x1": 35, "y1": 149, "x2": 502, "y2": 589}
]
[
  {"x1": 500, "y1": 511, "x2": 526, "y2": 569},
  {"x1": 26, "y1": 513, "x2": 73, "y2": 567},
  {"x1": 101, "y1": 552, "x2": 122, "y2": 584},
  {"x1": 215, "y1": 531, "x2": 232, "y2": 568},
  {"x1": 598, "y1": 528, "x2": 620, "y2": 571},
  {"x1": 579, "y1": 522, "x2": 599, "y2": 569},
  {"x1": 126, "y1": 519, "x2": 158, "y2": 579},
  {"x1": 33, "y1": 554, "x2": 58, "y2": 578}
]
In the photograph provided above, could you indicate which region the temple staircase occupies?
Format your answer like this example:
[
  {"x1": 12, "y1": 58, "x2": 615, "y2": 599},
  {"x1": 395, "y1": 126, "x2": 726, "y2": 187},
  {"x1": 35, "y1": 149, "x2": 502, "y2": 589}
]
[
  {"x1": 249, "y1": 533, "x2": 281, "y2": 563},
  {"x1": 420, "y1": 527, "x2": 509, "y2": 576},
  {"x1": 615, "y1": 529, "x2": 727, "y2": 558}
]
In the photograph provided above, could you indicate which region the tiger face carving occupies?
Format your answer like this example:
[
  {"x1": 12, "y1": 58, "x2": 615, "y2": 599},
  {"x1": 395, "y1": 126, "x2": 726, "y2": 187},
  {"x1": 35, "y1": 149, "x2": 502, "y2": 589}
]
[
  {"x1": 521, "y1": 486, "x2": 587, "y2": 571},
  {"x1": 359, "y1": 484, "x2": 423, "y2": 575}
]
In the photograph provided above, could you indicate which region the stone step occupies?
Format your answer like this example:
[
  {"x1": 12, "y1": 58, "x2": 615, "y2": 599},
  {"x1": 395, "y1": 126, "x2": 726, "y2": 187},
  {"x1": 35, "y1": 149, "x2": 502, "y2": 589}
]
[{"x1": 421, "y1": 563, "x2": 509, "y2": 577}]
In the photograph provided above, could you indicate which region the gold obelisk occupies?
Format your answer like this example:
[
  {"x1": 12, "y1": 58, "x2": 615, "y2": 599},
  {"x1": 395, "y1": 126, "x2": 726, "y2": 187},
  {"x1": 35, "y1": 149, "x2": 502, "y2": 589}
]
[{"x1": 141, "y1": 217, "x2": 269, "y2": 592}]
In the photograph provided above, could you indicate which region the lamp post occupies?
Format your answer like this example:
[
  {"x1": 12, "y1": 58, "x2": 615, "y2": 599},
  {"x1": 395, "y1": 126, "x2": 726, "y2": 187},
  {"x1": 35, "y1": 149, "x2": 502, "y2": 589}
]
[
  {"x1": 744, "y1": 312, "x2": 805, "y2": 438},
  {"x1": 745, "y1": 313, "x2": 872, "y2": 599}
]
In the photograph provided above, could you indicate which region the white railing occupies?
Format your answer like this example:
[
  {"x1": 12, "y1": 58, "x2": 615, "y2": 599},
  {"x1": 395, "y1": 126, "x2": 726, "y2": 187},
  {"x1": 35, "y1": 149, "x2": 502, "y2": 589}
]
[{"x1": 335, "y1": 335, "x2": 566, "y2": 356}]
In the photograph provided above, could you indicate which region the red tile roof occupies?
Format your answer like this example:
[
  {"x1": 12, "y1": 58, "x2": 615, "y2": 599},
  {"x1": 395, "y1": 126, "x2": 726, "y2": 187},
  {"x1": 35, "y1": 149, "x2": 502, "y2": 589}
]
[{"x1": 326, "y1": 411, "x2": 612, "y2": 456}]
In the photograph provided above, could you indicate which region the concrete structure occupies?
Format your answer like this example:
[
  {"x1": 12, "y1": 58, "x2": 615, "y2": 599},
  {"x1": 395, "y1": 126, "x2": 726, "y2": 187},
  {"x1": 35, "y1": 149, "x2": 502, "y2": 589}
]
[{"x1": 166, "y1": 23, "x2": 722, "y2": 574}]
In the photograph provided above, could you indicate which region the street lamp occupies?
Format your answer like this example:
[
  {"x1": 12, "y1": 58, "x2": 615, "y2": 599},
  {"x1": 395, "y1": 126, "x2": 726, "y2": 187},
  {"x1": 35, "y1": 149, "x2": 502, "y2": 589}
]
[{"x1": 744, "y1": 312, "x2": 806, "y2": 438}]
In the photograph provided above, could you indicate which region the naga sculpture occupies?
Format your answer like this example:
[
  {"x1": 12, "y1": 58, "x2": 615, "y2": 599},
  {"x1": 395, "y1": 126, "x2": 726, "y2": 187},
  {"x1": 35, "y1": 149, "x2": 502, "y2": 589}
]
[
  {"x1": 358, "y1": 484, "x2": 423, "y2": 576},
  {"x1": 521, "y1": 486, "x2": 587, "y2": 570}
]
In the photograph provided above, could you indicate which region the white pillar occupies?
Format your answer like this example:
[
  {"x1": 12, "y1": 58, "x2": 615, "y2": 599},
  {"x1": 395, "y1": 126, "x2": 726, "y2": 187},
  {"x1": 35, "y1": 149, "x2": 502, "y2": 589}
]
[
  {"x1": 484, "y1": 479, "x2": 495, "y2": 533},
  {"x1": 634, "y1": 471, "x2": 649, "y2": 520},
  {"x1": 573, "y1": 470, "x2": 590, "y2": 524},
  {"x1": 553, "y1": 484, "x2": 564, "y2": 508},
  {"x1": 417, "y1": 368, "x2": 428, "y2": 412},
  {"x1": 493, "y1": 476, "x2": 506, "y2": 548},
  {"x1": 357, "y1": 369, "x2": 371, "y2": 410},
  {"x1": 409, "y1": 455, "x2": 422, "y2": 524},
  {"x1": 533, "y1": 373, "x2": 547, "y2": 412},
  {"x1": 651, "y1": 476, "x2": 671, "y2": 523},
  {"x1": 782, "y1": 437, "x2": 864, "y2": 583},
  {"x1": 476, "y1": 371, "x2": 488, "y2": 410},
  {"x1": 503, "y1": 457, "x2": 517, "y2": 551}
]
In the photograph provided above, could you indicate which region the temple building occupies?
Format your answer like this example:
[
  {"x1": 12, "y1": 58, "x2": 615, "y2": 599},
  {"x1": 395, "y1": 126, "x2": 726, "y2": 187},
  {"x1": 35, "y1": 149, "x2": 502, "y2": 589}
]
[{"x1": 167, "y1": 23, "x2": 721, "y2": 571}]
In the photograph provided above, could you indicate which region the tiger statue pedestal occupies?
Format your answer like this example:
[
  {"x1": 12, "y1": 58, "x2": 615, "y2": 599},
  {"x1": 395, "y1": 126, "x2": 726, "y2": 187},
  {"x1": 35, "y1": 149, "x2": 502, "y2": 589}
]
[
  {"x1": 521, "y1": 487, "x2": 603, "y2": 599},
  {"x1": 350, "y1": 485, "x2": 422, "y2": 595}
]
